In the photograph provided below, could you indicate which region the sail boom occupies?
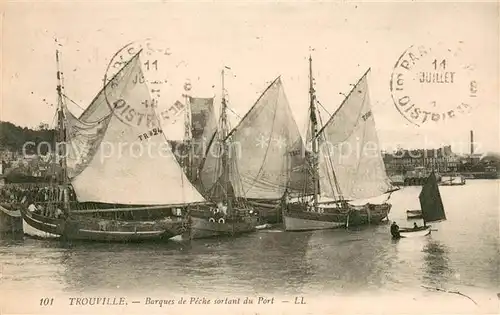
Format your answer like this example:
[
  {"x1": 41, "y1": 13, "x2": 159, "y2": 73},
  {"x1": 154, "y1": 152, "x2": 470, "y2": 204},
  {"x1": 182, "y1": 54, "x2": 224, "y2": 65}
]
[{"x1": 72, "y1": 202, "x2": 210, "y2": 214}]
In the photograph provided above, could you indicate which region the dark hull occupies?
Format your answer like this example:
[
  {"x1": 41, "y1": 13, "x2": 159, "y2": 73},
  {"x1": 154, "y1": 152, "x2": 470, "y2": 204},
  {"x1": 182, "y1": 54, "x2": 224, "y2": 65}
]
[
  {"x1": 283, "y1": 202, "x2": 391, "y2": 231},
  {"x1": 182, "y1": 207, "x2": 258, "y2": 239},
  {"x1": 439, "y1": 182, "x2": 465, "y2": 186},
  {"x1": 459, "y1": 172, "x2": 498, "y2": 179},
  {"x1": 183, "y1": 216, "x2": 258, "y2": 239},
  {"x1": 406, "y1": 209, "x2": 423, "y2": 219},
  {"x1": 20, "y1": 206, "x2": 186, "y2": 242},
  {"x1": 247, "y1": 199, "x2": 282, "y2": 224},
  {"x1": 0, "y1": 204, "x2": 23, "y2": 233}
]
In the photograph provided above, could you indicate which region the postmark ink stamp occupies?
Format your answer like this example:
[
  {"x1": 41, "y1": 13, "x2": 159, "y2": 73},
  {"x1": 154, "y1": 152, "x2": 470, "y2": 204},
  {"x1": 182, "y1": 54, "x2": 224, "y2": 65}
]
[
  {"x1": 103, "y1": 38, "x2": 193, "y2": 134},
  {"x1": 390, "y1": 42, "x2": 479, "y2": 126}
]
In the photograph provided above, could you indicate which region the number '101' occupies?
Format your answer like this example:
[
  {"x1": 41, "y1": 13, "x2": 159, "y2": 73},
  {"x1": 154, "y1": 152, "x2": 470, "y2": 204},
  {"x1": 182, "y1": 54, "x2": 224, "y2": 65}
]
[{"x1": 40, "y1": 298, "x2": 54, "y2": 306}]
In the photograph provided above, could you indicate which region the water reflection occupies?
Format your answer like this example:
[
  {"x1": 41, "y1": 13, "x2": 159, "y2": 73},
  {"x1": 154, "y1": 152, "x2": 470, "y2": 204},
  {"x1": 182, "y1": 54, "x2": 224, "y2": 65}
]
[
  {"x1": 59, "y1": 240, "x2": 188, "y2": 293},
  {"x1": 0, "y1": 231, "x2": 24, "y2": 242},
  {"x1": 227, "y1": 230, "x2": 314, "y2": 295},
  {"x1": 421, "y1": 239, "x2": 453, "y2": 287},
  {"x1": 57, "y1": 232, "x2": 313, "y2": 295},
  {"x1": 304, "y1": 226, "x2": 398, "y2": 294},
  {"x1": 49, "y1": 225, "x2": 440, "y2": 296},
  {"x1": 0, "y1": 181, "x2": 498, "y2": 299}
]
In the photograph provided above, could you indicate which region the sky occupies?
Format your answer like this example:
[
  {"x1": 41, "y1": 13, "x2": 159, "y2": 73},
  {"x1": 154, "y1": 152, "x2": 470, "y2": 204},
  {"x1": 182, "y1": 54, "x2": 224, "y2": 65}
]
[{"x1": 1, "y1": 1, "x2": 499, "y2": 154}]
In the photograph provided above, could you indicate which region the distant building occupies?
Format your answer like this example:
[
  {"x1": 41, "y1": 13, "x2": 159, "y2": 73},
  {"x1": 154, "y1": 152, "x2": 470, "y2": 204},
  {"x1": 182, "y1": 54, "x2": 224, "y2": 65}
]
[
  {"x1": 383, "y1": 145, "x2": 461, "y2": 174},
  {"x1": 467, "y1": 153, "x2": 484, "y2": 164}
]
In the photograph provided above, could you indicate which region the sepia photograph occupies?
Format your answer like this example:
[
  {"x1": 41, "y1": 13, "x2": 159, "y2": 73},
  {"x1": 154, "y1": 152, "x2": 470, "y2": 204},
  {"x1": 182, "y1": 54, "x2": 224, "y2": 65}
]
[{"x1": 0, "y1": 1, "x2": 498, "y2": 314}]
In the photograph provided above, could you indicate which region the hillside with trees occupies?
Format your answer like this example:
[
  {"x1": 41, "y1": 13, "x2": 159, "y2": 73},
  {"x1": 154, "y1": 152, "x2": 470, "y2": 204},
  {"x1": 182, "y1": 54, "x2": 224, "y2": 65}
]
[{"x1": 0, "y1": 121, "x2": 55, "y2": 154}]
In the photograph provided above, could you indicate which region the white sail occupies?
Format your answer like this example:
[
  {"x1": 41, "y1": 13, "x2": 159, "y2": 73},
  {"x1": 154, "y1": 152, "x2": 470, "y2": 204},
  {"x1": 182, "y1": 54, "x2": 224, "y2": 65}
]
[
  {"x1": 199, "y1": 78, "x2": 302, "y2": 199},
  {"x1": 317, "y1": 71, "x2": 392, "y2": 200},
  {"x1": 78, "y1": 73, "x2": 114, "y2": 123},
  {"x1": 232, "y1": 77, "x2": 301, "y2": 199},
  {"x1": 158, "y1": 107, "x2": 186, "y2": 141},
  {"x1": 78, "y1": 56, "x2": 186, "y2": 142},
  {"x1": 70, "y1": 54, "x2": 206, "y2": 205}
]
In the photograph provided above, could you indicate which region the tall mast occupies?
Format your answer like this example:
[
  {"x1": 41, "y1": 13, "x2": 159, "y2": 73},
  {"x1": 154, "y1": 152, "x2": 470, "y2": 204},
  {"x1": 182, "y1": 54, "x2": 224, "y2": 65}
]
[
  {"x1": 221, "y1": 68, "x2": 231, "y2": 210},
  {"x1": 182, "y1": 91, "x2": 192, "y2": 177},
  {"x1": 55, "y1": 43, "x2": 69, "y2": 212},
  {"x1": 309, "y1": 56, "x2": 319, "y2": 208}
]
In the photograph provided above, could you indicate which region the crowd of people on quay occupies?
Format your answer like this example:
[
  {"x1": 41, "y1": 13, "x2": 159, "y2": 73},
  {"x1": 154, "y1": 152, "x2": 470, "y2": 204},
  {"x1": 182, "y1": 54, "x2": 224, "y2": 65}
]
[{"x1": 0, "y1": 184, "x2": 77, "y2": 205}]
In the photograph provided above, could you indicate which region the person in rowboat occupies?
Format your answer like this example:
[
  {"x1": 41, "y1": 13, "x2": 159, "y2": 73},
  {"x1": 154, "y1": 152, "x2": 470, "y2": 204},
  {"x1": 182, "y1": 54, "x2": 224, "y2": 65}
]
[
  {"x1": 390, "y1": 221, "x2": 401, "y2": 238},
  {"x1": 413, "y1": 222, "x2": 419, "y2": 230}
]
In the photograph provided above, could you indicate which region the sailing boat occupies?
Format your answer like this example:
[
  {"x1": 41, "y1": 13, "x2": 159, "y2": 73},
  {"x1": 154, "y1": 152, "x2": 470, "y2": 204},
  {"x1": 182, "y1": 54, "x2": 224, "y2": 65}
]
[
  {"x1": 181, "y1": 67, "x2": 258, "y2": 239},
  {"x1": 397, "y1": 171, "x2": 446, "y2": 238},
  {"x1": 439, "y1": 174, "x2": 466, "y2": 186},
  {"x1": 282, "y1": 57, "x2": 395, "y2": 231},
  {"x1": 200, "y1": 76, "x2": 307, "y2": 225},
  {"x1": 20, "y1": 47, "x2": 209, "y2": 242}
]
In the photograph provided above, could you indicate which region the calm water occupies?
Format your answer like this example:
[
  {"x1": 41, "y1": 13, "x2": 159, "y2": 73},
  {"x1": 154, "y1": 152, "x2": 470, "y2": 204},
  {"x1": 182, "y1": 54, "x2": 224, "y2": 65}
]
[{"x1": 1, "y1": 180, "x2": 498, "y2": 314}]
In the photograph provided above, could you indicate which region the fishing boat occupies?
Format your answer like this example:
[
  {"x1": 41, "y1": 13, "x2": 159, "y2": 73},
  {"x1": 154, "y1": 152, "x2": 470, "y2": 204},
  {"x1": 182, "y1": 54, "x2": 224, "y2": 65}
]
[
  {"x1": 282, "y1": 57, "x2": 396, "y2": 231},
  {"x1": 406, "y1": 209, "x2": 423, "y2": 219},
  {"x1": 439, "y1": 175, "x2": 466, "y2": 186},
  {"x1": 394, "y1": 171, "x2": 446, "y2": 238},
  {"x1": 181, "y1": 67, "x2": 258, "y2": 239},
  {"x1": 206, "y1": 76, "x2": 307, "y2": 225},
  {"x1": 20, "y1": 47, "x2": 209, "y2": 242},
  {"x1": 241, "y1": 80, "x2": 311, "y2": 225},
  {"x1": 184, "y1": 77, "x2": 306, "y2": 225}
]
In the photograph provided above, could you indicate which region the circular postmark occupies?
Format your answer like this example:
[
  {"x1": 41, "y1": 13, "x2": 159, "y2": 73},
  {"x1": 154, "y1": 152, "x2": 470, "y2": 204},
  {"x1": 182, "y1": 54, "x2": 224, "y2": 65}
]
[
  {"x1": 390, "y1": 42, "x2": 479, "y2": 126},
  {"x1": 103, "y1": 38, "x2": 194, "y2": 134}
]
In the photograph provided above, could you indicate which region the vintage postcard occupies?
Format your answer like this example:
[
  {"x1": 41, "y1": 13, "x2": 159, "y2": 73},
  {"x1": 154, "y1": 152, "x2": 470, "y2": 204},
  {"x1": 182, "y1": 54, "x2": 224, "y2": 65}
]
[{"x1": 0, "y1": 1, "x2": 498, "y2": 314}]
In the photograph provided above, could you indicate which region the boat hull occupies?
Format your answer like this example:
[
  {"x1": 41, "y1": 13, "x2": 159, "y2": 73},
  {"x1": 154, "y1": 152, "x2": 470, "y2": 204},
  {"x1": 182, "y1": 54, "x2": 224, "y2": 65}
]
[
  {"x1": 22, "y1": 218, "x2": 59, "y2": 238},
  {"x1": 247, "y1": 199, "x2": 282, "y2": 224},
  {"x1": 397, "y1": 226, "x2": 431, "y2": 238},
  {"x1": 406, "y1": 210, "x2": 423, "y2": 219},
  {"x1": 182, "y1": 216, "x2": 258, "y2": 240},
  {"x1": 20, "y1": 206, "x2": 186, "y2": 242},
  {"x1": 58, "y1": 218, "x2": 184, "y2": 242},
  {"x1": 439, "y1": 182, "x2": 465, "y2": 186},
  {"x1": 439, "y1": 176, "x2": 466, "y2": 186},
  {"x1": 0, "y1": 204, "x2": 23, "y2": 233},
  {"x1": 283, "y1": 202, "x2": 391, "y2": 231}
]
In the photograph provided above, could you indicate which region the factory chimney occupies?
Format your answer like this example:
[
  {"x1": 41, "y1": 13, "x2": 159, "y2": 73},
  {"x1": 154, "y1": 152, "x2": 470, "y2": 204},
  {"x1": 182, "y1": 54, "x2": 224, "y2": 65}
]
[{"x1": 470, "y1": 130, "x2": 474, "y2": 155}]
